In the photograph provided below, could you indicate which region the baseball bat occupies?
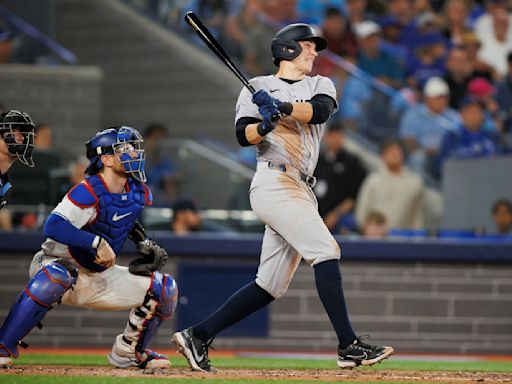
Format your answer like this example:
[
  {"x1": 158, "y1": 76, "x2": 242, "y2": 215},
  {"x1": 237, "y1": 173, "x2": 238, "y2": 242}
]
[{"x1": 184, "y1": 11, "x2": 256, "y2": 94}]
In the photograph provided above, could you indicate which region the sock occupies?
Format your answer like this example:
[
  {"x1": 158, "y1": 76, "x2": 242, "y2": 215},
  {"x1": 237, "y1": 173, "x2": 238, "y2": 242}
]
[
  {"x1": 314, "y1": 259, "x2": 357, "y2": 348},
  {"x1": 193, "y1": 281, "x2": 275, "y2": 342}
]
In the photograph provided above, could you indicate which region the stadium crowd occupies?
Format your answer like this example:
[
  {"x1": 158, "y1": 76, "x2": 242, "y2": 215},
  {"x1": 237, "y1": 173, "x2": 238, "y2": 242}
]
[{"x1": 2, "y1": 0, "x2": 512, "y2": 238}]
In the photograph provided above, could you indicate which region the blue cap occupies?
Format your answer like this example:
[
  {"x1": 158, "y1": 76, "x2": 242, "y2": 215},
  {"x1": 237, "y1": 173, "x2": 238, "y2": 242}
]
[
  {"x1": 416, "y1": 32, "x2": 445, "y2": 48},
  {"x1": 378, "y1": 16, "x2": 401, "y2": 28},
  {"x1": 460, "y1": 95, "x2": 484, "y2": 109}
]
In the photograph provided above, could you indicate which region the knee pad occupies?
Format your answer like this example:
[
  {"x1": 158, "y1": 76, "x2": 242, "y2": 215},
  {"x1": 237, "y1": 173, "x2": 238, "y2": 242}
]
[
  {"x1": 121, "y1": 272, "x2": 178, "y2": 353},
  {"x1": 0, "y1": 259, "x2": 77, "y2": 357}
]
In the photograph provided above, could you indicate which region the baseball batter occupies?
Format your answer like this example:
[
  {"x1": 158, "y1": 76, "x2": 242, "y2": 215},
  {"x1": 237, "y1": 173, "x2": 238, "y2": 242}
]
[
  {"x1": 172, "y1": 23, "x2": 394, "y2": 372},
  {"x1": 0, "y1": 126, "x2": 178, "y2": 369}
]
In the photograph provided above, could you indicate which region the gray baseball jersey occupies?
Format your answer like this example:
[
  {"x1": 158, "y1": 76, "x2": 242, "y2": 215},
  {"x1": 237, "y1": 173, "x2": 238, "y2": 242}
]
[
  {"x1": 236, "y1": 75, "x2": 341, "y2": 299},
  {"x1": 235, "y1": 75, "x2": 338, "y2": 175}
]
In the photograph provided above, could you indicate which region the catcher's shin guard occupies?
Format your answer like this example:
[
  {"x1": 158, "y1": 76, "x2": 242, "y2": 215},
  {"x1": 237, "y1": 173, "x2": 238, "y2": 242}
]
[
  {"x1": 109, "y1": 272, "x2": 178, "y2": 368},
  {"x1": 0, "y1": 259, "x2": 77, "y2": 358}
]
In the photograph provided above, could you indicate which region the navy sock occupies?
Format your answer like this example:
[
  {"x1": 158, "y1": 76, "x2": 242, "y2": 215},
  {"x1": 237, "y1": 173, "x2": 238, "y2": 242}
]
[
  {"x1": 193, "y1": 281, "x2": 275, "y2": 342},
  {"x1": 314, "y1": 259, "x2": 357, "y2": 348}
]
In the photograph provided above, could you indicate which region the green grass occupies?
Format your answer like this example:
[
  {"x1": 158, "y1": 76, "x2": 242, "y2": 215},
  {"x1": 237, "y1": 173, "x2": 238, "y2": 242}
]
[{"x1": 12, "y1": 354, "x2": 512, "y2": 372}]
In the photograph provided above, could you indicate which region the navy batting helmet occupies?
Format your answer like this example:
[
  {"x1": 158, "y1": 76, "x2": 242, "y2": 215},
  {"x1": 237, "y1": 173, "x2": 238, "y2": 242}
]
[
  {"x1": 271, "y1": 23, "x2": 327, "y2": 66},
  {"x1": 85, "y1": 126, "x2": 146, "y2": 182},
  {"x1": 0, "y1": 110, "x2": 35, "y2": 167}
]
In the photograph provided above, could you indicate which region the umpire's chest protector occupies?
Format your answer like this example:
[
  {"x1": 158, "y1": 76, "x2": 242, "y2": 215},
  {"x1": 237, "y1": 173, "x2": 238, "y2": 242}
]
[{"x1": 69, "y1": 175, "x2": 149, "y2": 272}]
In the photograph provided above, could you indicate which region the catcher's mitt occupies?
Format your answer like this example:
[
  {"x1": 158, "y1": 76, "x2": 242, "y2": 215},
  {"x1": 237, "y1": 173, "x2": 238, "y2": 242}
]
[{"x1": 129, "y1": 239, "x2": 168, "y2": 276}]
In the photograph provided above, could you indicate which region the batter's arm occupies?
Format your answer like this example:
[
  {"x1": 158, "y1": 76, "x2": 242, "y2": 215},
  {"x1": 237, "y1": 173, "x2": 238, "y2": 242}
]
[
  {"x1": 236, "y1": 117, "x2": 266, "y2": 146},
  {"x1": 277, "y1": 94, "x2": 336, "y2": 124}
]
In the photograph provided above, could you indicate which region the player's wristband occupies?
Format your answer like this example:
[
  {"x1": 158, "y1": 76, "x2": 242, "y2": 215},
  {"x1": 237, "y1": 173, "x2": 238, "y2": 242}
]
[
  {"x1": 257, "y1": 121, "x2": 275, "y2": 136},
  {"x1": 277, "y1": 102, "x2": 293, "y2": 116}
]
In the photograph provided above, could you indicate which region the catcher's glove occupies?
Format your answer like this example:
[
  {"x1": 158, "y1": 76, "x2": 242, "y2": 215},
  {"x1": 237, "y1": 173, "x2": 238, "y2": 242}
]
[{"x1": 129, "y1": 239, "x2": 168, "y2": 276}]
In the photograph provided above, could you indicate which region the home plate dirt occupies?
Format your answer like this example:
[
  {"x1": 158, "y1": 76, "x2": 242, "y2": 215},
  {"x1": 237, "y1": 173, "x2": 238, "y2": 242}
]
[{"x1": 1, "y1": 366, "x2": 512, "y2": 383}]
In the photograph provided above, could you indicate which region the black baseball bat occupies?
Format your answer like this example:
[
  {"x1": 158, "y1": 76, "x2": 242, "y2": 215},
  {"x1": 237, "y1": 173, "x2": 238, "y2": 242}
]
[{"x1": 184, "y1": 11, "x2": 256, "y2": 94}]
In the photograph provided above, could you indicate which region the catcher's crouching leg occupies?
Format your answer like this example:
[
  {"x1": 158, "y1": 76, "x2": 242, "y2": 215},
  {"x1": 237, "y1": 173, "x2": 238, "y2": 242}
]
[
  {"x1": 0, "y1": 259, "x2": 77, "y2": 366},
  {"x1": 109, "y1": 271, "x2": 178, "y2": 369}
]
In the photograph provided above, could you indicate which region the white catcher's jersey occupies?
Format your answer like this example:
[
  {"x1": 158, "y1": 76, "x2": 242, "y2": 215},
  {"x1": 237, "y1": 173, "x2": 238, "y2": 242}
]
[
  {"x1": 40, "y1": 195, "x2": 97, "y2": 263},
  {"x1": 235, "y1": 75, "x2": 338, "y2": 175}
]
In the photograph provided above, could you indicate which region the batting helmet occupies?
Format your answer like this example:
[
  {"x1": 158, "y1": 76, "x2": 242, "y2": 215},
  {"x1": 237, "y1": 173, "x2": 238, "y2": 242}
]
[
  {"x1": 0, "y1": 110, "x2": 35, "y2": 167},
  {"x1": 85, "y1": 126, "x2": 146, "y2": 182},
  {"x1": 271, "y1": 23, "x2": 327, "y2": 66}
]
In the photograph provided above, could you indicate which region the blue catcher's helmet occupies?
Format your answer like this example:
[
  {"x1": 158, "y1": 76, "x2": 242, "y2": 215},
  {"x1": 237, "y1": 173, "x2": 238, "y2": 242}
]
[
  {"x1": 0, "y1": 110, "x2": 35, "y2": 167},
  {"x1": 85, "y1": 126, "x2": 146, "y2": 182}
]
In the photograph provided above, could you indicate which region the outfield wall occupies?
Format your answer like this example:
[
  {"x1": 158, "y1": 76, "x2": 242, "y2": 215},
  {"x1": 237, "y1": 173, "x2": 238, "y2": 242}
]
[{"x1": 0, "y1": 232, "x2": 510, "y2": 355}]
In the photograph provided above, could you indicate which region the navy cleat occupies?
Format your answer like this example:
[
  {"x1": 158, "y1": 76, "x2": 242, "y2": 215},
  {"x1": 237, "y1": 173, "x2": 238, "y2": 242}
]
[
  {"x1": 337, "y1": 337, "x2": 394, "y2": 369},
  {"x1": 171, "y1": 328, "x2": 216, "y2": 372}
]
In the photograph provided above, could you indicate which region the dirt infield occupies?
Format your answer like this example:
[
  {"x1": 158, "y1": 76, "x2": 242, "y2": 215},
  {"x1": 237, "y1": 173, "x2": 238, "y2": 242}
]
[{"x1": 2, "y1": 365, "x2": 512, "y2": 383}]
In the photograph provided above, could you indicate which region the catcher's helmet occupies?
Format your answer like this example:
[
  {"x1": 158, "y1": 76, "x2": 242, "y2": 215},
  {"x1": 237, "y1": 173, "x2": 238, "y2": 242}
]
[
  {"x1": 0, "y1": 110, "x2": 35, "y2": 167},
  {"x1": 85, "y1": 126, "x2": 146, "y2": 182},
  {"x1": 271, "y1": 23, "x2": 327, "y2": 66}
]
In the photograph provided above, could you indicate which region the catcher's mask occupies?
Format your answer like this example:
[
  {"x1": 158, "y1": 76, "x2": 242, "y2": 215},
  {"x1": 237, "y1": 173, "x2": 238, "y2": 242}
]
[
  {"x1": 0, "y1": 110, "x2": 35, "y2": 167},
  {"x1": 85, "y1": 126, "x2": 146, "y2": 182}
]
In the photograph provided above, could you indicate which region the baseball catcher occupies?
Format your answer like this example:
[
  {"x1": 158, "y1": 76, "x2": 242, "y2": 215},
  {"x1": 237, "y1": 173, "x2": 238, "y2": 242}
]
[{"x1": 0, "y1": 126, "x2": 177, "y2": 369}]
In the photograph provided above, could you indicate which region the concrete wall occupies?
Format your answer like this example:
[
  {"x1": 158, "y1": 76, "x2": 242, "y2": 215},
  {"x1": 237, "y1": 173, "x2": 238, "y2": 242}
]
[
  {"x1": 0, "y1": 64, "x2": 102, "y2": 159},
  {"x1": 0, "y1": 252, "x2": 510, "y2": 354},
  {"x1": 443, "y1": 156, "x2": 512, "y2": 233}
]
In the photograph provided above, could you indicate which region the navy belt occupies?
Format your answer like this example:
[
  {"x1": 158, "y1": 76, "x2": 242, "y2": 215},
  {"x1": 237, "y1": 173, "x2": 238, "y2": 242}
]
[{"x1": 266, "y1": 162, "x2": 317, "y2": 187}]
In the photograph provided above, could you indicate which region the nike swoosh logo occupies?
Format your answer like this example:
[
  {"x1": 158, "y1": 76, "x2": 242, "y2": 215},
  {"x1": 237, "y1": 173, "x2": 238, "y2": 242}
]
[
  {"x1": 347, "y1": 352, "x2": 368, "y2": 359},
  {"x1": 112, "y1": 211, "x2": 133, "y2": 222},
  {"x1": 190, "y1": 338, "x2": 205, "y2": 363},
  {"x1": 269, "y1": 89, "x2": 279, "y2": 93}
]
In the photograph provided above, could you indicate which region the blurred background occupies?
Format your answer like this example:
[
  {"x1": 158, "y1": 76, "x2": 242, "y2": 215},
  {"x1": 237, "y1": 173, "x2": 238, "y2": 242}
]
[{"x1": 0, "y1": 0, "x2": 510, "y2": 356}]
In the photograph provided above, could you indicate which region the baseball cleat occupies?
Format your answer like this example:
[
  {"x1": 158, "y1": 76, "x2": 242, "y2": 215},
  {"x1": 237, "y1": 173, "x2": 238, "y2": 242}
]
[
  {"x1": 0, "y1": 356, "x2": 13, "y2": 368},
  {"x1": 108, "y1": 334, "x2": 171, "y2": 369},
  {"x1": 171, "y1": 327, "x2": 216, "y2": 373},
  {"x1": 337, "y1": 337, "x2": 394, "y2": 369}
]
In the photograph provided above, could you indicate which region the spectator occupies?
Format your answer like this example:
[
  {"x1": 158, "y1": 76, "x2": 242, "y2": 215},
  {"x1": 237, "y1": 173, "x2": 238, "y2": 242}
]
[
  {"x1": 313, "y1": 122, "x2": 367, "y2": 232},
  {"x1": 223, "y1": 0, "x2": 259, "y2": 61},
  {"x1": 34, "y1": 124, "x2": 53, "y2": 150},
  {"x1": 361, "y1": 210, "x2": 388, "y2": 238},
  {"x1": 437, "y1": 96, "x2": 501, "y2": 173},
  {"x1": 354, "y1": 21, "x2": 404, "y2": 87},
  {"x1": 0, "y1": 29, "x2": 12, "y2": 64},
  {"x1": 444, "y1": 47, "x2": 472, "y2": 109},
  {"x1": 171, "y1": 199, "x2": 202, "y2": 235},
  {"x1": 355, "y1": 140, "x2": 425, "y2": 230},
  {"x1": 346, "y1": 0, "x2": 368, "y2": 25},
  {"x1": 143, "y1": 123, "x2": 176, "y2": 189},
  {"x1": 153, "y1": 173, "x2": 181, "y2": 207},
  {"x1": 314, "y1": 8, "x2": 358, "y2": 76},
  {"x1": 296, "y1": 0, "x2": 345, "y2": 25},
  {"x1": 491, "y1": 198, "x2": 512, "y2": 235},
  {"x1": 58, "y1": 156, "x2": 89, "y2": 199},
  {"x1": 460, "y1": 31, "x2": 496, "y2": 81},
  {"x1": 400, "y1": 76, "x2": 461, "y2": 179},
  {"x1": 186, "y1": 0, "x2": 228, "y2": 41},
  {"x1": 405, "y1": 32, "x2": 447, "y2": 89},
  {"x1": 466, "y1": 77, "x2": 502, "y2": 133},
  {"x1": 243, "y1": 2, "x2": 277, "y2": 76},
  {"x1": 379, "y1": 15, "x2": 408, "y2": 64},
  {"x1": 441, "y1": 0, "x2": 472, "y2": 46},
  {"x1": 496, "y1": 51, "x2": 512, "y2": 139},
  {"x1": 0, "y1": 208, "x2": 12, "y2": 230},
  {"x1": 322, "y1": 7, "x2": 358, "y2": 58},
  {"x1": 387, "y1": 0, "x2": 418, "y2": 51},
  {"x1": 474, "y1": 0, "x2": 512, "y2": 77}
]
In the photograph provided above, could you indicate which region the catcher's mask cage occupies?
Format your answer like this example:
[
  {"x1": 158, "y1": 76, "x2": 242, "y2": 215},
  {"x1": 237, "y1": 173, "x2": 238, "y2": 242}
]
[
  {"x1": 0, "y1": 110, "x2": 35, "y2": 167},
  {"x1": 271, "y1": 23, "x2": 327, "y2": 66},
  {"x1": 86, "y1": 126, "x2": 146, "y2": 182}
]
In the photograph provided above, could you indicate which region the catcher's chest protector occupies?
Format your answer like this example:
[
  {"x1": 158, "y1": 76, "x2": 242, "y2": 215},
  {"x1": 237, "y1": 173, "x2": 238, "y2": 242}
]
[{"x1": 69, "y1": 175, "x2": 148, "y2": 272}]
